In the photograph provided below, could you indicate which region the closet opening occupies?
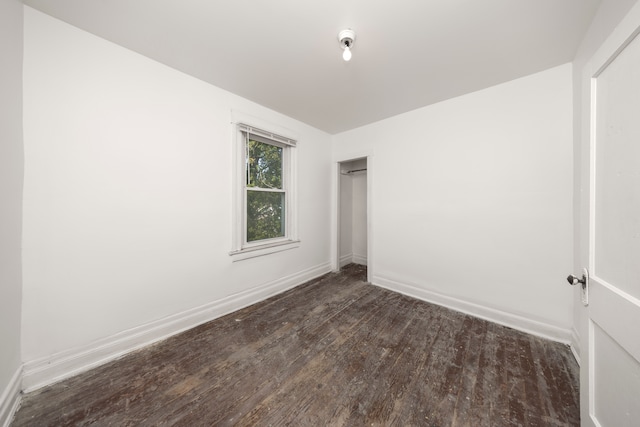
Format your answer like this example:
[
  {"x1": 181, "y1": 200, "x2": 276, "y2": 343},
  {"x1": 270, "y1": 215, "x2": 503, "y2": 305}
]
[{"x1": 337, "y1": 158, "x2": 368, "y2": 279}]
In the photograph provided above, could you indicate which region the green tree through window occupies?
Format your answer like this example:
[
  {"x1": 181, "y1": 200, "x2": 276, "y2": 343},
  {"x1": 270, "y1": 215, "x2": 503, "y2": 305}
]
[{"x1": 246, "y1": 138, "x2": 285, "y2": 242}]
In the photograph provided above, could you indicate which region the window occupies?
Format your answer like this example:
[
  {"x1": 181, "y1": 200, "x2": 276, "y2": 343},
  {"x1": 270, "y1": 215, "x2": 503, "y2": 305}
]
[
  {"x1": 231, "y1": 123, "x2": 298, "y2": 258},
  {"x1": 246, "y1": 135, "x2": 285, "y2": 242}
]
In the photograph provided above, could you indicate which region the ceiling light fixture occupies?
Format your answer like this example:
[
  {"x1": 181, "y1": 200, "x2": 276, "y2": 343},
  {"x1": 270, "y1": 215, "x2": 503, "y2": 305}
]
[{"x1": 338, "y1": 29, "x2": 356, "y2": 62}]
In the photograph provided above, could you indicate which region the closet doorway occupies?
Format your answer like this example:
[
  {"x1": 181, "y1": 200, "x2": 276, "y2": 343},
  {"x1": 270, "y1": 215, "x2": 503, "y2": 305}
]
[{"x1": 338, "y1": 158, "x2": 368, "y2": 273}]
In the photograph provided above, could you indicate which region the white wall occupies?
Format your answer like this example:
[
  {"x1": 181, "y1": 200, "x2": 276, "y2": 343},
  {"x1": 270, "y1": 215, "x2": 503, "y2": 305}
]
[
  {"x1": 333, "y1": 64, "x2": 574, "y2": 341},
  {"x1": 22, "y1": 7, "x2": 332, "y2": 388},
  {"x1": 0, "y1": 0, "x2": 24, "y2": 422}
]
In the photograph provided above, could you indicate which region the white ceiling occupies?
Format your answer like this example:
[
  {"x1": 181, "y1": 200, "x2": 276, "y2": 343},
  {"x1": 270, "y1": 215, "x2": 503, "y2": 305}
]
[{"x1": 23, "y1": 0, "x2": 600, "y2": 134}]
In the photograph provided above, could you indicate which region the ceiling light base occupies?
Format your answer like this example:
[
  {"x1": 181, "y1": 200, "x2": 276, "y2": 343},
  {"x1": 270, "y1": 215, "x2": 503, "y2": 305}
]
[{"x1": 338, "y1": 29, "x2": 356, "y2": 61}]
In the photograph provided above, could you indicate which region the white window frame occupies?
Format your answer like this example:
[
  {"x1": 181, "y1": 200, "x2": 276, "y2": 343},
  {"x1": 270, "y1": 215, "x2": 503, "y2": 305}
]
[{"x1": 230, "y1": 122, "x2": 299, "y2": 260}]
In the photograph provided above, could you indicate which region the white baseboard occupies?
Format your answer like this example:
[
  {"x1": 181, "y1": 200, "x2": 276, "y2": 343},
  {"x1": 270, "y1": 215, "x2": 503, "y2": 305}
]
[
  {"x1": 570, "y1": 327, "x2": 581, "y2": 365},
  {"x1": 339, "y1": 253, "x2": 353, "y2": 267},
  {"x1": 0, "y1": 366, "x2": 22, "y2": 427},
  {"x1": 22, "y1": 262, "x2": 332, "y2": 392},
  {"x1": 372, "y1": 273, "x2": 572, "y2": 344},
  {"x1": 352, "y1": 254, "x2": 367, "y2": 266}
]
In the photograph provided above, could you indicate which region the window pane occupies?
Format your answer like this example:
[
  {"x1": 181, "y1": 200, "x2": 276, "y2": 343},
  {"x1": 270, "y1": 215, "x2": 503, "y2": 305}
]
[
  {"x1": 247, "y1": 190, "x2": 285, "y2": 242},
  {"x1": 247, "y1": 139, "x2": 282, "y2": 189}
]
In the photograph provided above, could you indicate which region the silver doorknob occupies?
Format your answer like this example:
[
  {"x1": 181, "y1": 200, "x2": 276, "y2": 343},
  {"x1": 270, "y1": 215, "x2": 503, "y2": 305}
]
[
  {"x1": 567, "y1": 274, "x2": 586, "y2": 286},
  {"x1": 566, "y1": 269, "x2": 589, "y2": 306}
]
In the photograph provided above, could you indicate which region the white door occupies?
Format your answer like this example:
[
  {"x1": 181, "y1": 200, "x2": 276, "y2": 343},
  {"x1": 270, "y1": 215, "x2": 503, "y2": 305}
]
[{"x1": 579, "y1": 8, "x2": 640, "y2": 427}]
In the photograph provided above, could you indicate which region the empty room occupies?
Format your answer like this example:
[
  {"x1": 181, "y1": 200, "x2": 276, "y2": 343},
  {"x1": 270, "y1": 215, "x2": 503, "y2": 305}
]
[{"x1": 2, "y1": 0, "x2": 640, "y2": 426}]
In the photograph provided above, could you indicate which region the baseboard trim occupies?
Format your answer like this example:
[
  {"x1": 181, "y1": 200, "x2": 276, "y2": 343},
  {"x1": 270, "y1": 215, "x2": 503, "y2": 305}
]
[
  {"x1": 22, "y1": 262, "x2": 332, "y2": 393},
  {"x1": 339, "y1": 253, "x2": 353, "y2": 267},
  {"x1": 352, "y1": 254, "x2": 367, "y2": 266},
  {"x1": 372, "y1": 273, "x2": 572, "y2": 344},
  {"x1": 0, "y1": 366, "x2": 22, "y2": 427},
  {"x1": 570, "y1": 327, "x2": 581, "y2": 366}
]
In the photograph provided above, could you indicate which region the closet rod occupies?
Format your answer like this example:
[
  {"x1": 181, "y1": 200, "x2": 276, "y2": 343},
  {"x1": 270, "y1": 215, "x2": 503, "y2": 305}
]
[{"x1": 341, "y1": 168, "x2": 367, "y2": 175}]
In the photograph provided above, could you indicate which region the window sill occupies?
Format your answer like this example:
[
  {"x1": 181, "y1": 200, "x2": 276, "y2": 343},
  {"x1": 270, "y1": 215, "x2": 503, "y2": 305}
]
[{"x1": 229, "y1": 240, "x2": 300, "y2": 262}]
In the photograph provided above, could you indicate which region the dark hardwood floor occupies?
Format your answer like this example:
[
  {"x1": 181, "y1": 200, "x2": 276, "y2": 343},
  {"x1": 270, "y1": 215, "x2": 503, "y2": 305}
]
[{"x1": 12, "y1": 264, "x2": 580, "y2": 426}]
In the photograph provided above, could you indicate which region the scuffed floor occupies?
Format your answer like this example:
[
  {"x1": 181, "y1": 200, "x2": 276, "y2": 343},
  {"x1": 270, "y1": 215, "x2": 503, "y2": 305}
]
[{"x1": 12, "y1": 264, "x2": 579, "y2": 426}]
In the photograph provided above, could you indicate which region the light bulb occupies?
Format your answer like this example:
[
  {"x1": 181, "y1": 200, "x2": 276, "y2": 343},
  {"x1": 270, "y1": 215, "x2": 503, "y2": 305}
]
[{"x1": 342, "y1": 45, "x2": 352, "y2": 62}]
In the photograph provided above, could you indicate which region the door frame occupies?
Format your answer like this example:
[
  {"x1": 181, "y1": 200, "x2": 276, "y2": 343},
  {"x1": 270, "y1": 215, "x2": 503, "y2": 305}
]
[{"x1": 332, "y1": 152, "x2": 373, "y2": 283}]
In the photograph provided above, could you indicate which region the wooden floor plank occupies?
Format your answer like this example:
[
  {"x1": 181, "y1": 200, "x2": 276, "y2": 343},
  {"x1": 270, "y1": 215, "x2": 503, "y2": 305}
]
[{"x1": 11, "y1": 264, "x2": 580, "y2": 426}]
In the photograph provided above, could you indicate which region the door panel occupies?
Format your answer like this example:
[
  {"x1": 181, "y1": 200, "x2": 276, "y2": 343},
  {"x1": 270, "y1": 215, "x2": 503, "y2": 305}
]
[
  {"x1": 591, "y1": 322, "x2": 640, "y2": 426},
  {"x1": 590, "y1": 282, "x2": 640, "y2": 360},
  {"x1": 594, "y1": 30, "x2": 640, "y2": 298}
]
